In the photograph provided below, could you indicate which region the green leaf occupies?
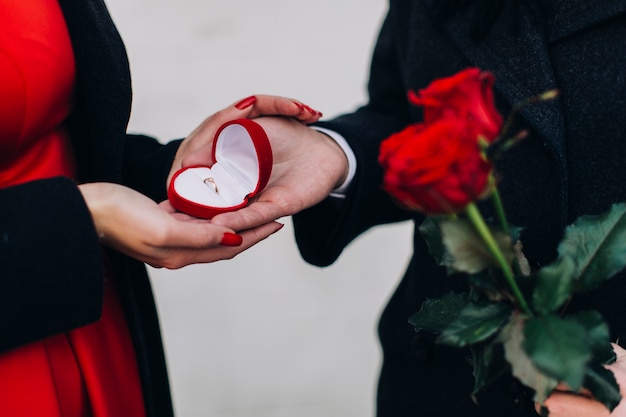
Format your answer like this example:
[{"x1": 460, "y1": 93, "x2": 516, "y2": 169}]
[
  {"x1": 468, "y1": 272, "x2": 497, "y2": 291},
  {"x1": 513, "y1": 239, "x2": 532, "y2": 276},
  {"x1": 418, "y1": 217, "x2": 453, "y2": 268},
  {"x1": 583, "y1": 363, "x2": 622, "y2": 412},
  {"x1": 471, "y1": 341, "x2": 507, "y2": 396},
  {"x1": 557, "y1": 203, "x2": 626, "y2": 291},
  {"x1": 408, "y1": 292, "x2": 468, "y2": 333},
  {"x1": 501, "y1": 317, "x2": 559, "y2": 404},
  {"x1": 437, "y1": 302, "x2": 512, "y2": 347},
  {"x1": 440, "y1": 218, "x2": 515, "y2": 274},
  {"x1": 523, "y1": 315, "x2": 591, "y2": 390},
  {"x1": 509, "y1": 225, "x2": 524, "y2": 243},
  {"x1": 533, "y1": 256, "x2": 577, "y2": 315},
  {"x1": 570, "y1": 311, "x2": 615, "y2": 365},
  {"x1": 468, "y1": 272, "x2": 505, "y2": 302}
]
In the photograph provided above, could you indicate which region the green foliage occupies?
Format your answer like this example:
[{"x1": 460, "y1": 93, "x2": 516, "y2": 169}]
[
  {"x1": 533, "y1": 256, "x2": 576, "y2": 314},
  {"x1": 419, "y1": 217, "x2": 452, "y2": 268},
  {"x1": 411, "y1": 203, "x2": 626, "y2": 411},
  {"x1": 571, "y1": 311, "x2": 615, "y2": 365},
  {"x1": 440, "y1": 218, "x2": 515, "y2": 274},
  {"x1": 533, "y1": 203, "x2": 626, "y2": 314},
  {"x1": 419, "y1": 217, "x2": 516, "y2": 275},
  {"x1": 583, "y1": 363, "x2": 622, "y2": 411},
  {"x1": 523, "y1": 315, "x2": 591, "y2": 390},
  {"x1": 471, "y1": 341, "x2": 507, "y2": 396},
  {"x1": 557, "y1": 203, "x2": 626, "y2": 291},
  {"x1": 408, "y1": 292, "x2": 468, "y2": 333},
  {"x1": 501, "y1": 317, "x2": 559, "y2": 404},
  {"x1": 437, "y1": 302, "x2": 512, "y2": 347}
]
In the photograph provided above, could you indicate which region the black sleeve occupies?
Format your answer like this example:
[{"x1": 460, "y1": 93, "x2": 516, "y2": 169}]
[
  {"x1": 121, "y1": 134, "x2": 182, "y2": 202},
  {"x1": 0, "y1": 177, "x2": 104, "y2": 351},
  {"x1": 292, "y1": 10, "x2": 420, "y2": 267}
]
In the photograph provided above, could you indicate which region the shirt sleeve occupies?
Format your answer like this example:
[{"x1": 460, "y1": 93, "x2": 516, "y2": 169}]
[{"x1": 310, "y1": 126, "x2": 357, "y2": 198}]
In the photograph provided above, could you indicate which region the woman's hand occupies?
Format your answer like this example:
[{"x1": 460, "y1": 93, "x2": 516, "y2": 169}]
[
  {"x1": 167, "y1": 94, "x2": 322, "y2": 187},
  {"x1": 79, "y1": 182, "x2": 282, "y2": 269},
  {"x1": 537, "y1": 343, "x2": 626, "y2": 416}
]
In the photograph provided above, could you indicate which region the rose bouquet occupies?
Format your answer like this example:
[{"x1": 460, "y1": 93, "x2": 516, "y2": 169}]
[{"x1": 378, "y1": 68, "x2": 626, "y2": 413}]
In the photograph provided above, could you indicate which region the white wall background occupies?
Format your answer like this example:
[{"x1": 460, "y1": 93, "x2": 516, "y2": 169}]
[{"x1": 104, "y1": 1, "x2": 413, "y2": 416}]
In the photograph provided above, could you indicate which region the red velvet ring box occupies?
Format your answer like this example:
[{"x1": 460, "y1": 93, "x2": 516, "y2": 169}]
[{"x1": 168, "y1": 119, "x2": 272, "y2": 219}]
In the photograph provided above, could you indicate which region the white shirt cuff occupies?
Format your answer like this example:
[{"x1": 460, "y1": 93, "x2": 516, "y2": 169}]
[{"x1": 311, "y1": 126, "x2": 357, "y2": 198}]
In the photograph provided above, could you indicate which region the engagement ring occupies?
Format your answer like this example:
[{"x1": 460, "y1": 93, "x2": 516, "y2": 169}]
[{"x1": 203, "y1": 177, "x2": 219, "y2": 194}]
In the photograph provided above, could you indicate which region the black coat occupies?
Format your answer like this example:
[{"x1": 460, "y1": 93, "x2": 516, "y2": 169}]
[
  {"x1": 294, "y1": 1, "x2": 626, "y2": 416},
  {"x1": 0, "y1": 1, "x2": 179, "y2": 416}
]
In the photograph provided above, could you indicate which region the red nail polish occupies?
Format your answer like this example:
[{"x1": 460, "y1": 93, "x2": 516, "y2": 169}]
[
  {"x1": 293, "y1": 101, "x2": 305, "y2": 114},
  {"x1": 235, "y1": 96, "x2": 257, "y2": 110},
  {"x1": 303, "y1": 104, "x2": 322, "y2": 115},
  {"x1": 220, "y1": 232, "x2": 243, "y2": 247}
]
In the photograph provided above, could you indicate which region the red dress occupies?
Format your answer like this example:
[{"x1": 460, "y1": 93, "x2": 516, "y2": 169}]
[{"x1": 0, "y1": 1, "x2": 146, "y2": 416}]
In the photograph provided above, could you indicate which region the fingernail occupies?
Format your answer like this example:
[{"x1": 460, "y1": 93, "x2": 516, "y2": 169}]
[
  {"x1": 293, "y1": 101, "x2": 305, "y2": 115},
  {"x1": 303, "y1": 104, "x2": 321, "y2": 115},
  {"x1": 220, "y1": 232, "x2": 243, "y2": 246},
  {"x1": 235, "y1": 96, "x2": 257, "y2": 110}
]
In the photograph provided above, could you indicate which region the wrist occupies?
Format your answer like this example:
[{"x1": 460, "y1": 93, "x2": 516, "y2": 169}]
[
  {"x1": 324, "y1": 136, "x2": 350, "y2": 189},
  {"x1": 310, "y1": 126, "x2": 356, "y2": 195},
  {"x1": 78, "y1": 183, "x2": 112, "y2": 241}
]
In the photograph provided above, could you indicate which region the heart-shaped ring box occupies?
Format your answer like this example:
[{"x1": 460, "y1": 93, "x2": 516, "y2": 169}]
[{"x1": 168, "y1": 119, "x2": 272, "y2": 219}]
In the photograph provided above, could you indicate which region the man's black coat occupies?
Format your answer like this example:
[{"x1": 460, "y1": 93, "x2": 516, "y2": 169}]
[{"x1": 296, "y1": 1, "x2": 626, "y2": 415}]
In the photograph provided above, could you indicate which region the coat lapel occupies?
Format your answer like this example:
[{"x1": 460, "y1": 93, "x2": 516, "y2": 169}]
[
  {"x1": 57, "y1": 0, "x2": 131, "y2": 183},
  {"x1": 418, "y1": 0, "x2": 626, "y2": 220},
  {"x1": 421, "y1": 0, "x2": 565, "y2": 159},
  {"x1": 542, "y1": 0, "x2": 626, "y2": 42}
]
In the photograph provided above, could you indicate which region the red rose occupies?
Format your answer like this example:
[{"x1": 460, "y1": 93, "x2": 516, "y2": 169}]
[
  {"x1": 379, "y1": 68, "x2": 502, "y2": 215},
  {"x1": 408, "y1": 68, "x2": 502, "y2": 142},
  {"x1": 379, "y1": 113, "x2": 494, "y2": 215}
]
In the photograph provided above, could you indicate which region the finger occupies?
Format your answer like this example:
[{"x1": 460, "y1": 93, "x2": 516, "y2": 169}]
[
  {"x1": 551, "y1": 383, "x2": 589, "y2": 395},
  {"x1": 243, "y1": 95, "x2": 323, "y2": 123},
  {"x1": 612, "y1": 342, "x2": 626, "y2": 359},
  {"x1": 173, "y1": 95, "x2": 323, "y2": 172},
  {"x1": 152, "y1": 221, "x2": 284, "y2": 269},
  {"x1": 211, "y1": 201, "x2": 290, "y2": 231},
  {"x1": 198, "y1": 95, "x2": 299, "y2": 125},
  {"x1": 179, "y1": 144, "x2": 215, "y2": 169},
  {"x1": 159, "y1": 199, "x2": 180, "y2": 214},
  {"x1": 162, "y1": 220, "x2": 237, "y2": 249},
  {"x1": 238, "y1": 220, "x2": 284, "y2": 249},
  {"x1": 165, "y1": 212, "x2": 287, "y2": 248},
  {"x1": 159, "y1": 200, "x2": 215, "y2": 223},
  {"x1": 199, "y1": 221, "x2": 285, "y2": 263},
  {"x1": 539, "y1": 392, "x2": 611, "y2": 417},
  {"x1": 167, "y1": 140, "x2": 213, "y2": 187},
  {"x1": 291, "y1": 101, "x2": 324, "y2": 124},
  {"x1": 169, "y1": 95, "x2": 324, "y2": 187}
]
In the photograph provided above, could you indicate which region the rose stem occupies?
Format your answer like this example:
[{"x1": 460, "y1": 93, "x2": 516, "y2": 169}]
[
  {"x1": 490, "y1": 187, "x2": 526, "y2": 277},
  {"x1": 491, "y1": 188, "x2": 509, "y2": 236},
  {"x1": 465, "y1": 202, "x2": 533, "y2": 316}
]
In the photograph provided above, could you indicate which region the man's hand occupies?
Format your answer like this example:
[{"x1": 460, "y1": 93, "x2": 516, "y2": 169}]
[{"x1": 168, "y1": 95, "x2": 322, "y2": 187}]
